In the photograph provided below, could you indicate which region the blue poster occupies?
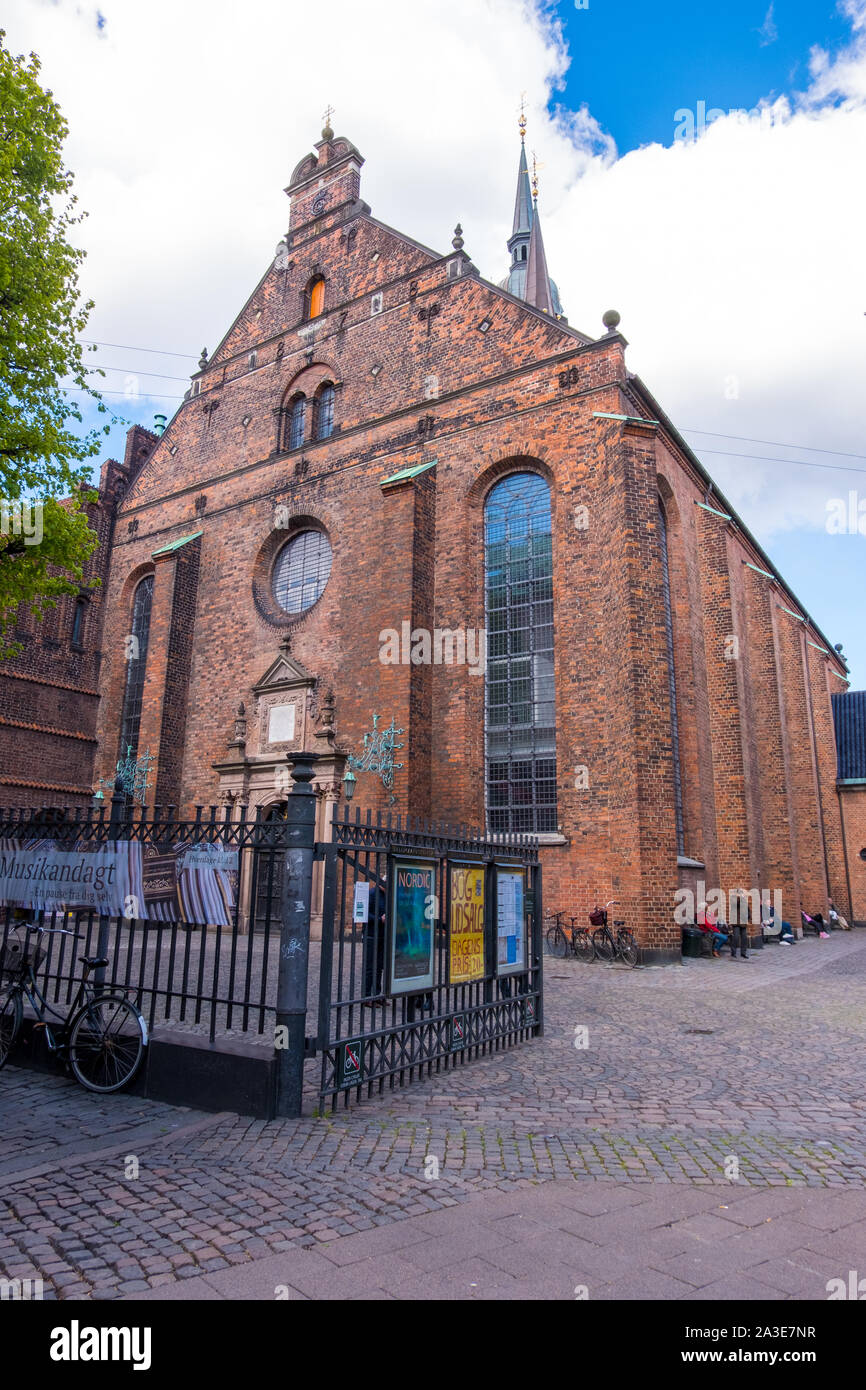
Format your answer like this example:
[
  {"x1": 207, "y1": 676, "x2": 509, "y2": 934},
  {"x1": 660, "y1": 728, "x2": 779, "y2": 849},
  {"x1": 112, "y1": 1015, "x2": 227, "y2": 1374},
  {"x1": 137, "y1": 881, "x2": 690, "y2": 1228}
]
[{"x1": 389, "y1": 859, "x2": 436, "y2": 994}]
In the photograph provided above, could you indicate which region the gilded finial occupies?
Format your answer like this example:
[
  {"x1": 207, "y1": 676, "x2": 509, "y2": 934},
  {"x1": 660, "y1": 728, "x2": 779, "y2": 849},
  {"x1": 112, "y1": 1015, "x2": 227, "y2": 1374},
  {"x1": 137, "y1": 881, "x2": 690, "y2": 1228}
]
[
  {"x1": 518, "y1": 91, "x2": 527, "y2": 142},
  {"x1": 321, "y1": 104, "x2": 335, "y2": 141},
  {"x1": 531, "y1": 150, "x2": 544, "y2": 201}
]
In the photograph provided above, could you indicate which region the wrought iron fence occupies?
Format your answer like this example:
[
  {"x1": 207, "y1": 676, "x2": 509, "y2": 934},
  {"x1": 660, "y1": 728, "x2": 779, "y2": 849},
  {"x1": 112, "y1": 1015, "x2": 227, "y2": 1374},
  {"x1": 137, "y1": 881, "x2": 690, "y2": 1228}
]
[
  {"x1": 314, "y1": 806, "x2": 542, "y2": 1109},
  {"x1": 0, "y1": 801, "x2": 286, "y2": 1045},
  {"x1": 0, "y1": 793, "x2": 543, "y2": 1113}
]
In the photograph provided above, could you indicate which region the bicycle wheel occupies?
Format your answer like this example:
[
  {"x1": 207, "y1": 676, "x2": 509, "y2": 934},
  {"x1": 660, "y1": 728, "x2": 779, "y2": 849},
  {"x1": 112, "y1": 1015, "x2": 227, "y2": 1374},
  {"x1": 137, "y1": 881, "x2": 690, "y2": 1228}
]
[
  {"x1": 68, "y1": 994, "x2": 147, "y2": 1093},
  {"x1": 0, "y1": 987, "x2": 23, "y2": 1069},
  {"x1": 549, "y1": 926, "x2": 570, "y2": 959},
  {"x1": 573, "y1": 930, "x2": 595, "y2": 964},
  {"x1": 618, "y1": 930, "x2": 639, "y2": 968},
  {"x1": 592, "y1": 928, "x2": 615, "y2": 962}
]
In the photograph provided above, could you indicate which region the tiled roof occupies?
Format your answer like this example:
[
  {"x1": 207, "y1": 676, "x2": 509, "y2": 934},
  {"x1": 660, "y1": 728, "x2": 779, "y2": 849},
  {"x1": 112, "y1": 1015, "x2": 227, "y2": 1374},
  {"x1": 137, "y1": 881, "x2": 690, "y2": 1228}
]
[{"x1": 833, "y1": 690, "x2": 866, "y2": 780}]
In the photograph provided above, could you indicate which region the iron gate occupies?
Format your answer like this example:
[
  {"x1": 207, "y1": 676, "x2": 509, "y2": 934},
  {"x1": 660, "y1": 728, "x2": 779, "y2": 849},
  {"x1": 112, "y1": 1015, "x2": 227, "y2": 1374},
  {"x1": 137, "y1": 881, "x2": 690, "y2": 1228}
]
[{"x1": 311, "y1": 806, "x2": 542, "y2": 1109}]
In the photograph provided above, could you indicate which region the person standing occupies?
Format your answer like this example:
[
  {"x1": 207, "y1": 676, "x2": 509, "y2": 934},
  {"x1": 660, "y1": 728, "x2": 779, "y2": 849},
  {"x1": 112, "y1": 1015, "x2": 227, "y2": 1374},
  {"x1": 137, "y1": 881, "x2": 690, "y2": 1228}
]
[{"x1": 729, "y1": 889, "x2": 751, "y2": 961}]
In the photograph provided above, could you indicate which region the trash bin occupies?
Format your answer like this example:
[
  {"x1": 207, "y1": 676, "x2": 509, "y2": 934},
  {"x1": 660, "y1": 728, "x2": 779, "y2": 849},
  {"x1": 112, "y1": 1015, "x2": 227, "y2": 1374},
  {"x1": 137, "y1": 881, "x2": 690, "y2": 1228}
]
[{"x1": 681, "y1": 926, "x2": 704, "y2": 958}]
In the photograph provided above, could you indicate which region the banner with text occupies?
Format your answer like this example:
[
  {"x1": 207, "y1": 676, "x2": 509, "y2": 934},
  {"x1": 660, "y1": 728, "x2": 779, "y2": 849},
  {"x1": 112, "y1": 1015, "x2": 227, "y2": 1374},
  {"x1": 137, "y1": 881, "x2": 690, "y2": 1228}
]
[{"x1": 0, "y1": 838, "x2": 239, "y2": 926}]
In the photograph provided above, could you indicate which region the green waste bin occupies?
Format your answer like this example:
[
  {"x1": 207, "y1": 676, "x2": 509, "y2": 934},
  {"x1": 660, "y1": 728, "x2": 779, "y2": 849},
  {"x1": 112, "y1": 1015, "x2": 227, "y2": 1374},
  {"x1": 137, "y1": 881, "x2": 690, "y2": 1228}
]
[{"x1": 681, "y1": 926, "x2": 704, "y2": 959}]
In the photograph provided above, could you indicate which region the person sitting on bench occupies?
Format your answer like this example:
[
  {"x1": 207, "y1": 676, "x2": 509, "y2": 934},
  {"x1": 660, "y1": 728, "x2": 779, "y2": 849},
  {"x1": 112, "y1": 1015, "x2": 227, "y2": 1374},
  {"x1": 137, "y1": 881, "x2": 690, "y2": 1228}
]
[{"x1": 697, "y1": 901, "x2": 728, "y2": 957}]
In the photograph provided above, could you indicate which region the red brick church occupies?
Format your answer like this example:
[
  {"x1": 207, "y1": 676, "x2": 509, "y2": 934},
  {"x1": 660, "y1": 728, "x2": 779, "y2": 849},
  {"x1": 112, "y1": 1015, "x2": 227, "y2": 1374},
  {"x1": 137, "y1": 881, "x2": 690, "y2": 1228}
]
[{"x1": 1, "y1": 119, "x2": 854, "y2": 958}]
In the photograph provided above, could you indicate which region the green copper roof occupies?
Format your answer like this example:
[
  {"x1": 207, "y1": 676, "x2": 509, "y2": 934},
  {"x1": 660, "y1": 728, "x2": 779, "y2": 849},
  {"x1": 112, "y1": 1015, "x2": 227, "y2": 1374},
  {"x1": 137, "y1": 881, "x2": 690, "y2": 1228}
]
[
  {"x1": 151, "y1": 530, "x2": 203, "y2": 557},
  {"x1": 511, "y1": 141, "x2": 533, "y2": 242},
  {"x1": 380, "y1": 458, "x2": 438, "y2": 489}
]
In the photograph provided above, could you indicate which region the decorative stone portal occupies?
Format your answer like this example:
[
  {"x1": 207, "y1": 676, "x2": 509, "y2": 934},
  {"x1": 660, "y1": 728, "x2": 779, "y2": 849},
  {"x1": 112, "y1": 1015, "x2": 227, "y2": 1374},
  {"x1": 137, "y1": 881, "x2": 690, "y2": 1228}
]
[{"x1": 212, "y1": 640, "x2": 349, "y2": 937}]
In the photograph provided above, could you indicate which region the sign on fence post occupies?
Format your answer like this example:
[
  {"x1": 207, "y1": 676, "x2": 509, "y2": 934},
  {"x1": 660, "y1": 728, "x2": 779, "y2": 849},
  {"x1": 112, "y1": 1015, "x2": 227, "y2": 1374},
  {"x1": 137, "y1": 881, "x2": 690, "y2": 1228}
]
[{"x1": 275, "y1": 753, "x2": 318, "y2": 1118}]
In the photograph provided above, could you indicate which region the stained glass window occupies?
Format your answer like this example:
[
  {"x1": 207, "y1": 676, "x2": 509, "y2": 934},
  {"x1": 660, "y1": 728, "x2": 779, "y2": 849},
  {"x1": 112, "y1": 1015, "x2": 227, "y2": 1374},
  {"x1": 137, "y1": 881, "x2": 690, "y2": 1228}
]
[
  {"x1": 658, "y1": 499, "x2": 685, "y2": 853},
  {"x1": 118, "y1": 575, "x2": 154, "y2": 763},
  {"x1": 287, "y1": 396, "x2": 306, "y2": 451},
  {"x1": 272, "y1": 531, "x2": 332, "y2": 615},
  {"x1": 316, "y1": 384, "x2": 335, "y2": 440},
  {"x1": 484, "y1": 473, "x2": 557, "y2": 834}
]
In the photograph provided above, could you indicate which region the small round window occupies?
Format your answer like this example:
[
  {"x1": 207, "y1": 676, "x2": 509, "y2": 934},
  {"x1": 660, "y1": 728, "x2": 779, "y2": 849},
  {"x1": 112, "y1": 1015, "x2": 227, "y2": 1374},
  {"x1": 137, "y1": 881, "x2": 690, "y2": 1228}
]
[{"x1": 272, "y1": 530, "x2": 332, "y2": 615}]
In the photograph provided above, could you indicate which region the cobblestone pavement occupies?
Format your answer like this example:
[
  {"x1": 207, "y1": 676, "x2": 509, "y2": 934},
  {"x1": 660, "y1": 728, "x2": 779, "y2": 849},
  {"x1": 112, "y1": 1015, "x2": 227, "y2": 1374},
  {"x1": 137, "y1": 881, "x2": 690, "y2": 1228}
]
[{"x1": 1, "y1": 931, "x2": 865, "y2": 1299}]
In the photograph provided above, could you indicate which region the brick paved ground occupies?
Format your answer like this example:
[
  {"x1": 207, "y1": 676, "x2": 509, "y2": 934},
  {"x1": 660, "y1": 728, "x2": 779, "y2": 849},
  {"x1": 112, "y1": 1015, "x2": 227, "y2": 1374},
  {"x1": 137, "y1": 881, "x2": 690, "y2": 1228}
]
[{"x1": 1, "y1": 931, "x2": 865, "y2": 1299}]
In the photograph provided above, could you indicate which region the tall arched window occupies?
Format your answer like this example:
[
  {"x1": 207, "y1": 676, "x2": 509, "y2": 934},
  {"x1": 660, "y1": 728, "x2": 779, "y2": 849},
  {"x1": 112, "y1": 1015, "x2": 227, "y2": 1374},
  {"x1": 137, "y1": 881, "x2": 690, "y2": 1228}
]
[
  {"x1": 287, "y1": 395, "x2": 306, "y2": 450},
  {"x1": 118, "y1": 575, "x2": 154, "y2": 764},
  {"x1": 658, "y1": 499, "x2": 685, "y2": 853},
  {"x1": 307, "y1": 276, "x2": 325, "y2": 320},
  {"x1": 71, "y1": 596, "x2": 87, "y2": 647},
  {"x1": 484, "y1": 472, "x2": 557, "y2": 833},
  {"x1": 315, "y1": 383, "x2": 335, "y2": 440}
]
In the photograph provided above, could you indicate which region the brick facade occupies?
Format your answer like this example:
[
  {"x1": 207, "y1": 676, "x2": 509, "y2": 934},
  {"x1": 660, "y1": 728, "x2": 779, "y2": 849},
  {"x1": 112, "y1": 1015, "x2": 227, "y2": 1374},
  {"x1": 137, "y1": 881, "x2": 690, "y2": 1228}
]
[
  {"x1": 0, "y1": 426, "x2": 156, "y2": 807},
  {"x1": 26, "y1": 127, "x2": 847, "y2": 957}
]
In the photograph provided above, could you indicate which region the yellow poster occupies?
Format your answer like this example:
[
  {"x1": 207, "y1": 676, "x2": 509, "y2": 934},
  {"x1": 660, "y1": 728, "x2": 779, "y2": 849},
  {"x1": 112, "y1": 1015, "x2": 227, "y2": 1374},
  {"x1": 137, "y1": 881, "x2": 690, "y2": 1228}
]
[{"x1": 450, "y1": 865, "x2": 485, "y2": 983}]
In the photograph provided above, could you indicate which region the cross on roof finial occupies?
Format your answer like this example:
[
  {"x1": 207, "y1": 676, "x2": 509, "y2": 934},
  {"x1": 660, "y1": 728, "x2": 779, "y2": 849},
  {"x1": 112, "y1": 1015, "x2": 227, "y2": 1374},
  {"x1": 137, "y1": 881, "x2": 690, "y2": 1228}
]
[
  {"x1": 518, "y1": 92, "x2": 527, "y2": 142},
  {"x1": 322, "y1": 104, "x2": 335, "y2": 131}
]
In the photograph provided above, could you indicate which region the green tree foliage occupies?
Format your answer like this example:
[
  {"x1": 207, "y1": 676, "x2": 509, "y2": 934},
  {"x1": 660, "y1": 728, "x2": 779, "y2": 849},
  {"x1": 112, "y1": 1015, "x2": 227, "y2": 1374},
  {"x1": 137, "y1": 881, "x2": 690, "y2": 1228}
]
[{"x1": 0, "y1": 30, "x2": 109, "y2": 656}]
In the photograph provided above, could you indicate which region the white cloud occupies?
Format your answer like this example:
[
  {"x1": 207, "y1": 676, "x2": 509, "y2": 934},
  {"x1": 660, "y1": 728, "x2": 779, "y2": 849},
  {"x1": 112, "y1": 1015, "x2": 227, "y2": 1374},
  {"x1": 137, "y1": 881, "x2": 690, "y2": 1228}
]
[
  {"x1": 3, "y1": 0, "x2": 865, "y2": 552},
  {"x1": 757, "y1": 3, "x2": 778, "y2": 48}
]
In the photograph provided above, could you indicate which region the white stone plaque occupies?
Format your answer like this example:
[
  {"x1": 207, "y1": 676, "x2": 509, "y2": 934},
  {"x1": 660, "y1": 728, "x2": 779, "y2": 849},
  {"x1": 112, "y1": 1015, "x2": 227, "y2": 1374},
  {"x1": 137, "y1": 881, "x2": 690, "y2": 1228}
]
[{"x1": 268, "y1": 703, "x2": 296, "y2": 744}]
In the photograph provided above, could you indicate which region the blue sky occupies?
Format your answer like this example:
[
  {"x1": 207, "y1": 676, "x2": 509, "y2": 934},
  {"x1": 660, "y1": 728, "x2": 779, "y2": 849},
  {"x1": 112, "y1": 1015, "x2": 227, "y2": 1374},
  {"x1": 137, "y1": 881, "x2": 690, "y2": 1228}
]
[{"x1": 554, "y1": 1, "x2": 851, "y2": 149}]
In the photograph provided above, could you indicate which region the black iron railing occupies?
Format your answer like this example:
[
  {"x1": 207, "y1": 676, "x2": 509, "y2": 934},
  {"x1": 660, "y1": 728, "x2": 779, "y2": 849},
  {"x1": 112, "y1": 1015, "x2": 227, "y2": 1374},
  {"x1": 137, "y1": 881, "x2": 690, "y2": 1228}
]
[
  {"x1": 316, "y1": 805, "x2": 542, "y2": 1109},
  {"x1": 0, "y1": 802, "x2": 287, "y2": 1045}
]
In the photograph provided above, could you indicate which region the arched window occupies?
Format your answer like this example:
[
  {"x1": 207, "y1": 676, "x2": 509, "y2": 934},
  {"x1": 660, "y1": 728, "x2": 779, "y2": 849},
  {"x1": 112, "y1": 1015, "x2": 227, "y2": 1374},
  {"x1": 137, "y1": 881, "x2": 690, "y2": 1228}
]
[
  {"x1": 71, "y1": 596, "x2": 87, "y2": 647},
  {"x1": 272, "y1": 530, "x2": 332, "y2": 615},
  {"x1": 315, "y1": 383, "x2": 335, "y2": 440},
  {"x1": 287, "y1": 395, "x2": 306, "y2": 450},
  {"x1": 658, "y1": 499, "x2": 685, "y2": 853},
  {"x1": 307, "y1": 276, "x2": 325, "y2": 320},
  {"x1": 484, "y1": 472, "x2": 557, "y2": 834},
  {"x1": 118, "y1": 575, "x2": 154, "y2": 764}
]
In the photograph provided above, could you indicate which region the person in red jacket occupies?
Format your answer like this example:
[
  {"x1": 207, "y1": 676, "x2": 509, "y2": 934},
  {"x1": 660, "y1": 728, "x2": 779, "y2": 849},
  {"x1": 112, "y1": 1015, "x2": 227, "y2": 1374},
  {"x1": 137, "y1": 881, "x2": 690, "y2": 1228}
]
[{"x1": 697, "y1": 902, "x2": 728, "y2": 958}]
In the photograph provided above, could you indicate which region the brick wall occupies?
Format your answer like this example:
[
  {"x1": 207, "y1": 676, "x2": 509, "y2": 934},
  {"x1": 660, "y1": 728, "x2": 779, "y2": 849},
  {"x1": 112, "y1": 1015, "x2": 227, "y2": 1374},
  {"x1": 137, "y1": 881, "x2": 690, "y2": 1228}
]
[{"x1": 0, "y1": 426, "x2": 156, "y2": 806}]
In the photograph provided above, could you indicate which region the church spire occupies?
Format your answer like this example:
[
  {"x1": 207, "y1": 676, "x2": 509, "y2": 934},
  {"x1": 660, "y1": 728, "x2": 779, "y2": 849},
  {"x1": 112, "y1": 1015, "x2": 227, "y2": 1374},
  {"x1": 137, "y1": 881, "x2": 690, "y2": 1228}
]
[
  {"x1": 524, "y1": 191, "x2": 555, "y2": 315},
  {"x1": 507, "y1": 106, "x2": 533, "y2": 268},
  {"x1": 498, "y1": 107, "x2": 565, "y2": 319},
  {"x1": 524, "y1": 154, "x2": 555, "y2": 315}
]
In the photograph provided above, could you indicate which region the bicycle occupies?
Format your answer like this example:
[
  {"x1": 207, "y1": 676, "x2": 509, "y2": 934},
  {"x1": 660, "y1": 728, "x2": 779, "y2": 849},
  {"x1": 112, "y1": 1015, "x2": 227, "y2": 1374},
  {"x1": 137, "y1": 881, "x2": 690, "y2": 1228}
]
[
  {"x1": 546, "y1": 911, "x2": 595, "y2": 964},
  {"x1": 589, "y1": 901, "x2": 639, "y2": 968},
  {"x1": 0, "y1": 925, "x2": 148, "y2": 1093},
  {"x1": 545, "y1": 910, "x2": 570, "y2": 958}
]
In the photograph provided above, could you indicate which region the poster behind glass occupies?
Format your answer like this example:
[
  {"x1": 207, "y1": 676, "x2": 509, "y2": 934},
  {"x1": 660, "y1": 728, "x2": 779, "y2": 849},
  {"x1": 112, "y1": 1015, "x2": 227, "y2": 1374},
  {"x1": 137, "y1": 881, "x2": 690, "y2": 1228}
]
[
  {"x1": 495, "y1": 866, "x2": 526, "y2": 976},
  {"x1": 388, "y1": 858, "x2": 436, "y2": 995}
]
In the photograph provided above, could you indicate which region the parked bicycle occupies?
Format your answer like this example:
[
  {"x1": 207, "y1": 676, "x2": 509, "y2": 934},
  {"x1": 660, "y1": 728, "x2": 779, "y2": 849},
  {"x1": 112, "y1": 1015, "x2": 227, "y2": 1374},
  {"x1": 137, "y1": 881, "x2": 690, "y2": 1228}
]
[
  {"x1": 547, "y1": 906, "x2": 608, "y2": 961},
  {"x1": 546, "y1": 911, "x2": 595, "y2": 963},
  {"x1": 589, "y1": 901, "x2": 639, "y2": 968},
  {"x1": 0, "y1": 926, "x2": 148, "y2": 1093}
]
